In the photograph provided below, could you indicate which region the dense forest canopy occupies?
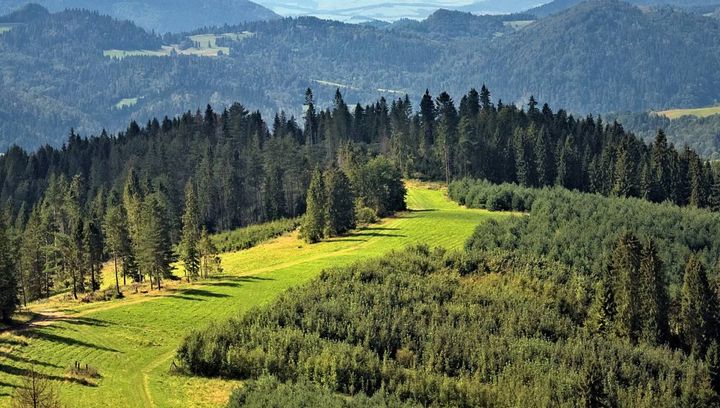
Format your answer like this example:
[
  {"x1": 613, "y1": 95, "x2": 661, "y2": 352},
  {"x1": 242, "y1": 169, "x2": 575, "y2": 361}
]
[
  {"x1": 2, "y1": 1, "x2": 720, "y2": 153},
  {"x1": 179, "y1": 244, "x2": 720, "y2": 407}
]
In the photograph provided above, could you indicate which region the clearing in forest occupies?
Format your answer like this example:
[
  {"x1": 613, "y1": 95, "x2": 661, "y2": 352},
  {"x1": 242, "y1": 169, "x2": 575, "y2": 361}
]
[{"x1": 0, "y1": 183, "x2": 507, "y2": 408}]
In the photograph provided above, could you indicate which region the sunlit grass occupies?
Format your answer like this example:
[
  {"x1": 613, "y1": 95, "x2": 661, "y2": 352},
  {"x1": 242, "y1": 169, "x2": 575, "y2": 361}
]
[{"x1": 0, "y1": 183, "x2": 507, "y2": 407}]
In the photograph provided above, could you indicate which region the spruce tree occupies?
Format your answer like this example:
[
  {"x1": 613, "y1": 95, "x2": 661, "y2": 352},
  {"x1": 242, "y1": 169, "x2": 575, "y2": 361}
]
[
  {"x1": 638, "y1": 239, "x2": 668, "y2": 345},
  {"x1": 707, "y1": 341, "x2": 720, "y2": 394},
  {"x1": 534, "y1": 126, "x2": 553, "y2": 187},
  {"x1": 324, "y1": 167, "x2": 355, "y2": 237},
  {"x1": 198, "y1": 227, "x2": 220, "y2": 278},
  {"x1": 435, "y1": 92, "x2": 458, "y2": 185},
  {"x1": 301, "y1": 168, "x2": 327, "y2": 243},
  {"x1": 0, "y1": 215, "x2": 18, "y2": 323},
  {"x1": 103, "y1": 203, "x2": 130, "y2": 295},
  {"x1": 651, "y1": 130, "x2": 672, "y2": 202},
  {"x1": 610, "y1": 232, "x2": 642, "y2": 342},
  {"x1": 138, "y1": 194, "x2": 174, "y2": 290},
  {"x1": 20, "y1": 208, "x2": 45, "y2": 302},
  {"x1": 180, "y1": 180, "x2": 201, "y2": 282},
  {"x1": 586, "y1": 277, "x2": 615, "y2": 336},
  {"x1": 680, "y1": 256, "x2": 716, "y2": 354}
]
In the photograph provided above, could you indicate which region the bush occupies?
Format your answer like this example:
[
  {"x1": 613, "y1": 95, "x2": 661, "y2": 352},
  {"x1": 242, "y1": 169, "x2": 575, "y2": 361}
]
[
  {"x1": 355, "y1": 207, "x2": 378, "y2": 225},
  {"x1": 212, "y1": 218, "x2": 300, "y2": 253}
]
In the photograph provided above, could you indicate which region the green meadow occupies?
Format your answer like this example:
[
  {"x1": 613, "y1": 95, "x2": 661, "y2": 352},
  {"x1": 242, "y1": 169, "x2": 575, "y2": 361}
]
[
  {"x1": 657, "y1": 104, "x2": 720, "y2": 119},
  {"x1": 0, "y1": 183, "x2": 507, "y2": 407}
]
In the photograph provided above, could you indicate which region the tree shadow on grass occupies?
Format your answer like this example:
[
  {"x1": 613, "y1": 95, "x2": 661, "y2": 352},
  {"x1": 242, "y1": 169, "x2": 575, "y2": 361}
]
[
  {"x1": 0, "y1": 337, "x2": 27, "y2": 347},
  {"x1": 0, "y1": 351, "x2": 61, "y2": 368},
  {"x1": 180, "y1": 289, "x2": 231, "y2": 298},
  {"x1": 166, "y1": 295, "x2": 207, "y2": 302},
  {"x1": 62, "y1": 317, "x2": 111, "y2": 328},
  {"x1": 0, "y1": 363, "x2": 97, "y2": 387},
  {"x1": 17, "y1": 330, "x2": 118, "y2": 353}
]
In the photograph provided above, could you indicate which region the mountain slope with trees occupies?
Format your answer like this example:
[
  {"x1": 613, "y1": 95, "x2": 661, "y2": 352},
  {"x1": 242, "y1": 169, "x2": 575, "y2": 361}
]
[
  {"x1": 0, "y1": 0, "x2": 280, "y2": 33},
  {"x1": 3, "y1": 2, "x2": 720, "y2": 154}
]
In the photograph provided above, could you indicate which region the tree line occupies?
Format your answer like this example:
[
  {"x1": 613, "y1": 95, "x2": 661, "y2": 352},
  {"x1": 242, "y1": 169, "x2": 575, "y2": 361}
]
[{"x1": 0, "y1": 92, "x2": 407, "y2": 321}]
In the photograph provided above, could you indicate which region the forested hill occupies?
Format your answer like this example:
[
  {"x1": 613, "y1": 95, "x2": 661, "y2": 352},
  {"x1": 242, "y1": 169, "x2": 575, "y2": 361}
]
[
  {"x1": 0, "y1": 0, "x2": 280, "y2": 32},
  {"x1": 3, "y1": 1, "x2": 720, "y2": 153},
  {"x1": 528, "y1": 0, "x2": 720, "y2": 16},
  {"x1": 474, "y1": 0, "x2": 720, "y2": 114}
]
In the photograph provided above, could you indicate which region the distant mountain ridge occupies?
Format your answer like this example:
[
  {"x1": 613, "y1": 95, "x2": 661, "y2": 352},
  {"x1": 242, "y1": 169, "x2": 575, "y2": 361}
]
[
  {"x1": 0, "y1": 0, "x2": 280, "y2": 32},
  {"x1": 528, "y1": 0, "x2": 720, "y2": 16},
  {"x1": 2, "y1": 1, "x2": 720, "y2": 156}
]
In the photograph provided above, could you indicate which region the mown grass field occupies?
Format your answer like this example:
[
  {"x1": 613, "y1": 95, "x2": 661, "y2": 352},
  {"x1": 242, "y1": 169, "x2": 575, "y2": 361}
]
[
  {"x1": 657, "y1": 104, "x2": 720, "y2": 119},
  {"x1": 0, "y1": 183, "x2": 507, "y2": 407},
  {"x1": 104, "y1": 32, "x2": 253, "y2": 59}
]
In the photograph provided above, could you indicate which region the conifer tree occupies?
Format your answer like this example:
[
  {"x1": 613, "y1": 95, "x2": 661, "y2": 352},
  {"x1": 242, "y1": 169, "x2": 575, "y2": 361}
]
[
  {"x1": 610, "y1": 232, "x2": 642, "y2": 342},
  {"x1": 138, "y1": 194, "x2": 174, "y2": 290},
  {"x1": 304, "y1": 88, "x2": 318, "y2": 145},
  {"x1": 638, "y1": 239, "x2": 668, "y2": 345},
  {"x1": 586, "y1": 277, "x2": 615, "y2": 336},
  {"x1": 19, "y1": 208, "x2": 45, "y2": 302},
  {"x1": 680, "y1": 256, "x2": 716, "y2": 354},
  {"x1": 198, "y1": 227, "x2": 221, "y2": 278},
  {"x1": 324, "y1": 167, "x2": 355, "y2": 237},
  {"x1": 612, "y1": 144, "x2": 637, "y2": 198},
  {"x1": 707, "y1": 341, "x2": 720, "y2": 394},
  {"x1": 180, "y1": 180, "x2": 201, "y2": 282},
  {"x1": 651, "y1": 130, "x2": 672, "y2": 202},
  {"x1": 420, "y1": 90, "x2": 435, "y2": 147},
  {"x1": 104, "y1": 203, "x2": 130, "y2": 295},
  {"x1": 534, "y1": 126, "x2": 553, "y2": 187},
  {"x1": 435, "y1": 92, "x2": 458, "y2": 185},
  {"x1": 0, "y1": 215, "x2": 18, "y2": 323},
  {"x1": 301, "y1": 168, "x2": 327, "y2": 243}
]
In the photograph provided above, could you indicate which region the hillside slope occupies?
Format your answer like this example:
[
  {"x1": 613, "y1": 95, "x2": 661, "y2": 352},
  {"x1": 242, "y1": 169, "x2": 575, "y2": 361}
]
[
  {"x1": 0, "y1": 0, "x2": 280, "y2": 32},
  {"x1": 0, "y1": 184, "x2": 507, "y2": 407},
  {"x1": 2, "y1": 2, "x2": 720, "y2": 155}
]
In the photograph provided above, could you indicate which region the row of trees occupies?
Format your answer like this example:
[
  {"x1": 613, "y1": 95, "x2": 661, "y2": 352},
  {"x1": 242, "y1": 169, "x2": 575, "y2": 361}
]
[
  {"x1": 0, "y1": 94, "x2": 413, "y2": 320},
  {"x1": 588, "y1": 233, "x2": 719, "y2": 357},
  {"x1": 301, "y1": 156, "x2": 407, "y2": 243},
  {"x1": 302, "y1": 88, "x2": 720, "y2": 211}
]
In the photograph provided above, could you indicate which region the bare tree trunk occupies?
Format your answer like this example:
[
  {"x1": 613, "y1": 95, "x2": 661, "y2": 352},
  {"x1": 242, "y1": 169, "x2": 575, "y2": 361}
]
[
  {"x1": 90, "y1": 263, "x2": 96, "y2": 292},
  {"x1": 114, "y1": 256, "x2": 120, "y2": 296}
]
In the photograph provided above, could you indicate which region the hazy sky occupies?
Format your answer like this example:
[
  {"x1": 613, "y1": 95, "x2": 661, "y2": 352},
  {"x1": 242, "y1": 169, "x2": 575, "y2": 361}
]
[{"x1": 253, "y1": 1, "x2": 547, "y2": 21}]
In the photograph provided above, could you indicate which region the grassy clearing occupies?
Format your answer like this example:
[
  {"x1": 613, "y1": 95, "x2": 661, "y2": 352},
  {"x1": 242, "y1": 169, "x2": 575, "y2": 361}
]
[
  {"x1": 104, "y1": 32, "x2": 253, "y2": 60},
  {"x1": 656, "y1": 104, "x2": 720, "y2": 119},
  {"x1": 0, "y1": 183, "x2": 507, "y2": 407},
  {"x1": 115, "y1": 97, "x2": 140, "y2": 109}
]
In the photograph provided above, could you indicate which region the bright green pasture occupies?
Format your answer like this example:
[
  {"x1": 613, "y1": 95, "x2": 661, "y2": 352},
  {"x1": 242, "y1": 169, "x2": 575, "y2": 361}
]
[
  {"x1": 657, "y1": 104, "x2": 720, "y2": 119},
  {"x1": 0, "y1": 183, "x2": 506, "y2": 407}
]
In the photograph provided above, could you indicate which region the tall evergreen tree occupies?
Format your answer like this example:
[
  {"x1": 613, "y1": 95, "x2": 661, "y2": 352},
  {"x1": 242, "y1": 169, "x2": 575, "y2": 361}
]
[
  {"x1": 0, "y1": 215, "x2": 18, "y2": 323},
  {"x1": 610, "y1": 232, "x2": 642, "y2": 342},
  {"x1": 586, "y1": 277, "x2": 615, "y2": 336},
  {"x1": 680, "y1": 255, "x2": 717, "y2": 354},
  {"x1": 301, "y1": 168, "x2": 327, "y2": 243},
  {"x1": 103, "y1": 203, "x2": 130, "y2": 295},
  {"x1": 435, "y1": 92, "x2": 458, "y2": 185},
  {"x1": 180, "y1": 180, "x2": 201, "y2": 282},
  {"x1": 304, "y1": 88, "x2": 318, "y2": 145},
  {"x1": 19, "y1": 207, "x2": 45, "y2": 302},
  {"x1": 138, "y1": 194, "x2": 174, "y2": 290},
  {"x1": 638, "y1": 239, "x2": 668, "y2": 345},
  {"x1": 324, "y1": 167, "x2": 355, "y2": 238}
]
